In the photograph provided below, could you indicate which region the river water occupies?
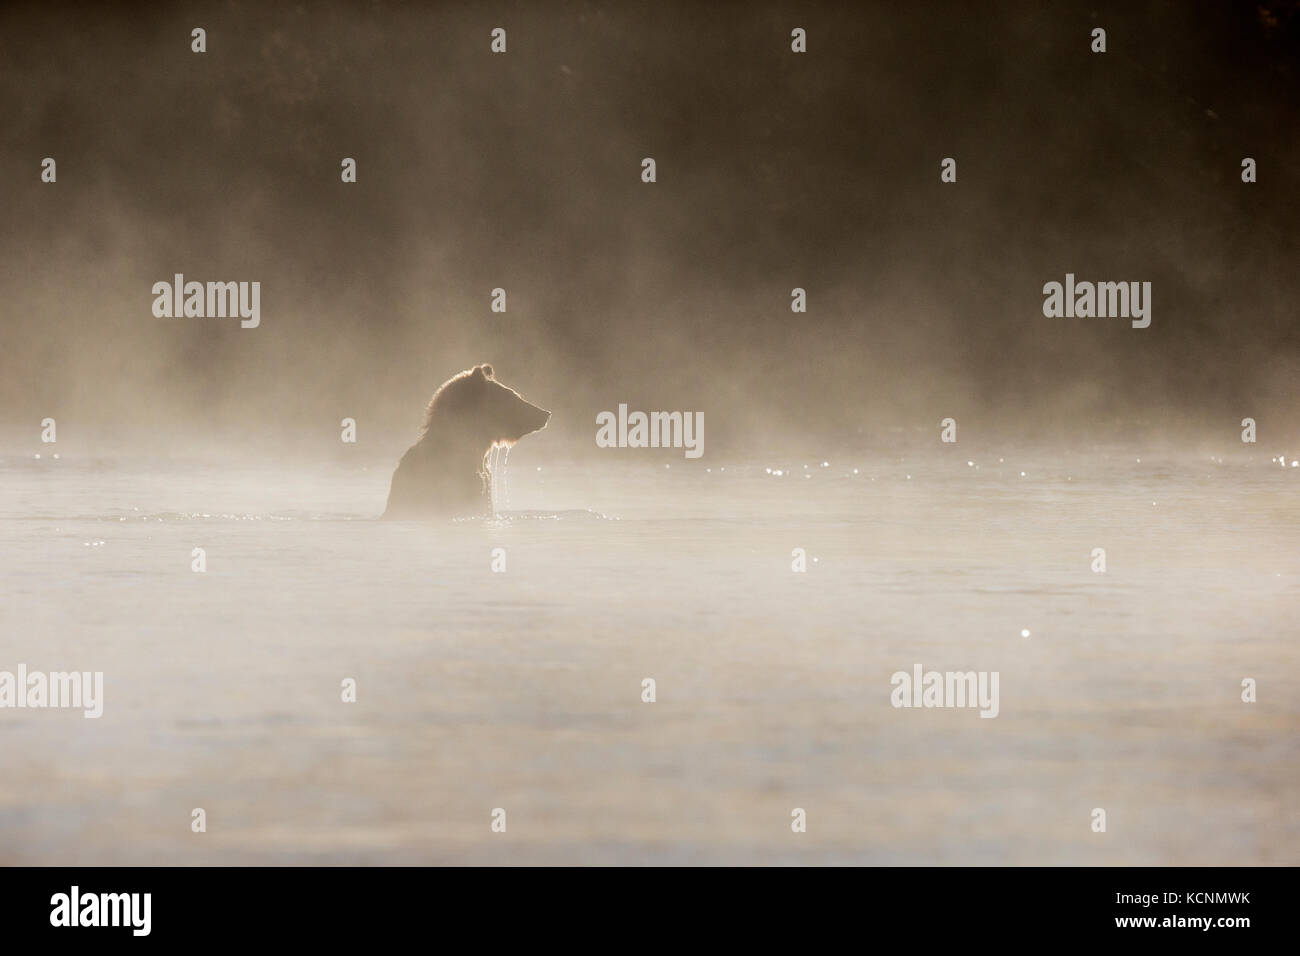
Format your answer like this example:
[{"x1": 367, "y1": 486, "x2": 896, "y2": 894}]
[{"x1": 1, "y1": 434, "x2": 1296, "y2": 864}]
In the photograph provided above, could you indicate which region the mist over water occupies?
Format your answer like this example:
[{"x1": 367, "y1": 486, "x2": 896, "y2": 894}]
[
  {"x1": 2, "y1": 429, "x2": 1297, "y2": 864},
  {"x1": 2, "y1": 1, "x2": 1298, "y2": 448},
  {"x1": 1, "y1": 1, "x2": 1298, "y2": 864}
]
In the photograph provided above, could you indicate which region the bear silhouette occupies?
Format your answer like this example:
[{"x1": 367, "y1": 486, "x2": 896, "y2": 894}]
[{"x1": 383, "y1": 364, "x2": 550, "y2": 518}]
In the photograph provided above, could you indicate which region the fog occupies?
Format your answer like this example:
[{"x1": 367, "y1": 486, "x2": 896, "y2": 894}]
[
  {"x1": 2, "y1": 1, "x2": 1298, "y2": 868},
  {"x1": 2, "y1": 1, "x2": 1296, "y2": 455}
]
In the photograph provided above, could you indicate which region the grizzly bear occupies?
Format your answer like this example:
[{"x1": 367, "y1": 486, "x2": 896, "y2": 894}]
[{"x1": 383, "y1": 364, "x2": 550, "y2": 518}]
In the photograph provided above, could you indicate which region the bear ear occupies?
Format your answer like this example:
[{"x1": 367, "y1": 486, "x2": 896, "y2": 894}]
[{"x1": 477, "y1": 363, "x2": 495, "y2": 380}]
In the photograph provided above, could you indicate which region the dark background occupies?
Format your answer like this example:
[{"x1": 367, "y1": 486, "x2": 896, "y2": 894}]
[{"x1": 2, "y1": 0, "x2": 1297, "y2": 453}]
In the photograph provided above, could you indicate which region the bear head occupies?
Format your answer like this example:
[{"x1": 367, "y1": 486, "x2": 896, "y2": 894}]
[{"x1": 422, "y1": 364, "x2": 550, "y2": 449}]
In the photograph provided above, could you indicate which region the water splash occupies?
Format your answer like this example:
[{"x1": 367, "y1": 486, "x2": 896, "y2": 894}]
[
  {"x1": 496, "y1": 444, "x2": 506, "y2": 512},
  {"x1": 488, "y1": 443, "x2": 510, "y2": 516}
]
